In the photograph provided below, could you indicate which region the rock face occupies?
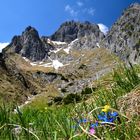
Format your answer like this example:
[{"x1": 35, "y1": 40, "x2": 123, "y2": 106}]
[
  {"x1": 102, "y1": 3, "x2": 140, "y2": 64},
  {"x1": 50, "y1": 21, "x2": 104, "y2": 43},
  {"x1": 3, "y1": 26, "x2": 53, "y2": 61}
]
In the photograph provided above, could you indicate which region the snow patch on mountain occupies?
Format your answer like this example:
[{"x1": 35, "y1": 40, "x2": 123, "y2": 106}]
[
  {"x1": 52, "y1": 60, "x2": 64, "y2": 69},
  {"x1": 51, "y1": 48, "x2": 62, "y2": 53},
  {"x1": 39, "y1": 60, "x2": 64, "y2": 70},
  {"x1": 29, "y1": 58, "x2": 64, "y2": 70},
  {"x1": 63, "y1": 38, "x2": 79, "y2": 54},
  {"x1": 98, "y1": 23, "x2": 109, "y2": 35},
  {"x1": 0, "y1": 42, "x2": 9, "y2": 52},
  {"x1": 69, "y1": 38, "x2": 79, "y2": 46},
  {"x1": 30, "y1": 62, "x2": 37, "y2": 66},
  {"x1": 63, "y1": 47, "x2": 71, "y2": 54},
  {"x1": 47, "y1": 39, "x2": 67, "y2": 45},
  {"x1": 96, "y1": 42, "x2": 100, "y2": 48},
  {"x1": 23, "y1": 57, "x2": 29, "y2": 62},
  {"x1": 51, "y1": 41, "x2": 67, "y2": 45},
  {"x1": 40, "y1": 63, "x2": 52, "y2": 67}
]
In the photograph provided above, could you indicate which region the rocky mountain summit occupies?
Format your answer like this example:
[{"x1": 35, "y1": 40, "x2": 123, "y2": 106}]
[
  {"x1": 4, "y1": 21, "x2": 105, "y2": 62},
  {"x1": 3, "y1": 26, "x2": 53, "y2": 61},
  {"x1": 102, "y1": 3, "x2": 140, "y2": 64},
  {"x1": 50, "y1": 20, "x2": 104, "y2": 43},
  {"x1": 1, "y1": 3, "x2": 140, "y2": 105}
]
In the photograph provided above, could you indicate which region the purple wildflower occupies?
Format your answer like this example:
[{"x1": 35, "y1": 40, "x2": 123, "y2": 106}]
[{"x1": 89, "y1": 127, "x2": 95, "y2": 135}]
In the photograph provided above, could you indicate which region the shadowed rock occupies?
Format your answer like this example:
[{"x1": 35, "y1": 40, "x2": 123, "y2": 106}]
[{"x1": 3, "y1": 26, "x2": 52, "y2": 61}]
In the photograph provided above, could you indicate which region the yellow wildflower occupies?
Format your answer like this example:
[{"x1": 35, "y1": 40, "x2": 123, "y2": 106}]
[{"x1": 102, "y1": 105, "x2": 110, "y2": 112}]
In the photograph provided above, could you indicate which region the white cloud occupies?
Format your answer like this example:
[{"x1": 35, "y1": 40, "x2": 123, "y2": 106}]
[
  {"x1": 83, "y1": 8, "x2": 95, "y2": 16},
  {"x1": 77, "y1": 1, "x2": 84, "y2": 7},
  {"x1": 98, "y1": 23, "x2": 109, "y2": 35},
  {"x1": 65, "y1": 3, "x2": 95, "y2": 19},
  {"x1": 65, "y1": 5, "x2": 78, "y2": 17},
  {"x1": 0, "y1": 42, "x2": 9, "y2": 52},
  {"x1": 87, "y1": 8, "x2": 95, "y2": 15}
]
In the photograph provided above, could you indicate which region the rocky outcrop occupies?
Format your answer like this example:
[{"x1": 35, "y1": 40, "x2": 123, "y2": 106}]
[
  {"x1": 3, "y1": 26, "x2": 53, "y2": 61},
  {"x1": 102, "y1": 3, "x2": 140, "y2": 64},
  {"x1": 32, "y1": 72, "x2": 69, "y2": 83},
  {"x1": 50, "y1": 21, "x2": 104, "y2": 43}
]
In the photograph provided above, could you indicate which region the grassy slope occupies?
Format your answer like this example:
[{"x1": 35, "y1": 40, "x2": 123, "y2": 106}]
[
  {"x1": 0, "y1": 64, "x2": 139, "y2": 140},
  {"x1": 0, "y1": 48, "x2": 118, "y2": 107},
  {"x1": 0, "y1": 59, "x2": 29, "y2": 105}
]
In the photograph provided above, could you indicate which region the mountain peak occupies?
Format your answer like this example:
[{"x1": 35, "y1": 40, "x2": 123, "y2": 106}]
[
  {"x1": 129, "y1": 2, "x2": 140, "y2": 8},
  {"x1": 22, "y1": 26, "x2": 40, "y2": 39},
  {"x1": 50, "y1": 20, "x2": 104, "y2": 43},
  {"x1": 3, "y1": 26, "x2": 48, "y2": 61},
  {"x1": 25, "y1": 26, "x2": 35, "y2": 31}
]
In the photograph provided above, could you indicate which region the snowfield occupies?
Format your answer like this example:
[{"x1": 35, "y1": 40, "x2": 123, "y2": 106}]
[
  {"x1": 0, "y1": 42, "x2": 9, "y2": 52},
  {"x1": 47, "y1": 39, "x2": 67, "y2": 45},
  {"x1": 63, "y1": 38, "x2": 79, "y2": 54},
  {"x1": 28, "y1": 58, "x2": 65, "y2": 70},
  {"x1": 23, "y1": 57, "x2": 29, "y2": 62},
  {"x1": 96, "y1": 42, "x2": 100, "y2": 48},
  {"x1": 52, "y1": 60, "x2": 64, "y2": 69}
]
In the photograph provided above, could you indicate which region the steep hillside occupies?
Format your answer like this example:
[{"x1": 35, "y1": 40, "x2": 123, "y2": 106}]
[
  {"x1": 0, "y1": 54, "x2": 34, "y2": 104},
  {"x1": 102, "y1": 3, "x2": 140, "y2": 64}
]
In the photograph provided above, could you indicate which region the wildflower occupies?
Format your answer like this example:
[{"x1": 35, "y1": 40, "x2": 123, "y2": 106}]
[
  {"x1": 110, "y1": 112, "x2": 118, "y2": 117},
  {"x1": 98, "y1": 111, "x2": 118, "y2": 123},
  {"x1": 89, "y1": 127, "x2": 96, "y2": 135},
  {"x1": 72, "y1": 118, "x2": 88, "y2": 131},
  {"x1": 102, "y1": 105, "x2": 110, "y2": 112},
  {"x1": 90, "y1": 121, "x2": 98, "y2": 128},
  {"x1": 103, "y1": 117, "x2": 115, "y2": 123},
  {"x1": 82, "y1": 118, "x2": 88, "y2": 123},
  {"x1": 98, "y1": 112, "x2": 105, "y2": 120},
  {"x1": 78, "y1": 118, "x2": 88, "y2": 123}
]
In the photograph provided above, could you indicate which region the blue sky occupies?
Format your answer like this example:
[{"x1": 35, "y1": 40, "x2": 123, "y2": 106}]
[{"x1": 0, "y1": 0, "x2": 139, "y2": 43}]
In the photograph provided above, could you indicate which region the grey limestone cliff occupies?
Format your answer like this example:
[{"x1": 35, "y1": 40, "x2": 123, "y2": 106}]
[
  {"x1": 102, "y1": 3, "x2": 140, "y2": 64},
  {"x1": 3, "y1": 26, "x2": 52, "y2": 61}
]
